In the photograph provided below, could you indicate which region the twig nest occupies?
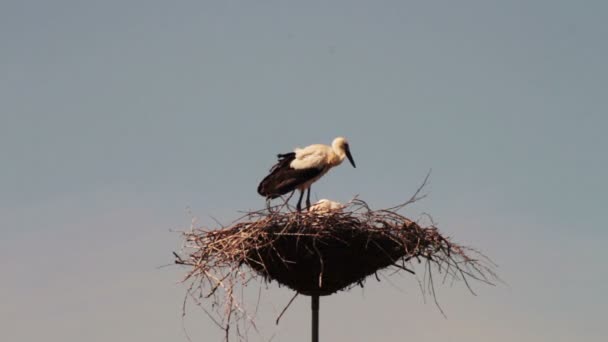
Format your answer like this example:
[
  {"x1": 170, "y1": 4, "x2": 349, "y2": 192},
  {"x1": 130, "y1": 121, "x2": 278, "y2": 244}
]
[
  {"x1": 177, "y1": 199, "x2": 496, "y2": 298},
  {"x1": 244, "y1": 211, "x2": 421, "y2": 295}
]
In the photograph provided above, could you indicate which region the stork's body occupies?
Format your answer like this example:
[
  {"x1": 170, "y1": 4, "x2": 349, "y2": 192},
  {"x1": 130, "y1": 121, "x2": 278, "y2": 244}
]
[{"x1": 257, "y1": 137, "x2": 356, "y2": 211}]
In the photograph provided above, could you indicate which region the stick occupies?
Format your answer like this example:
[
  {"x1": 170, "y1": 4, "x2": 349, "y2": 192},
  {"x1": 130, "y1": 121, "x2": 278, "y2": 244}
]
[{"x1": 275, "y1": 292, "x2": 299, "y2": 325}]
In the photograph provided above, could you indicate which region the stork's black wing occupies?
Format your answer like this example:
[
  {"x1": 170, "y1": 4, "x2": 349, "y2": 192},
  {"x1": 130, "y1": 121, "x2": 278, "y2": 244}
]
[
  {"x1": 257, "y1": 153, "x2": 323, "y2": 198},
  {"x1": 270, "y1": 152, "x2": 296, "y2": 173}
]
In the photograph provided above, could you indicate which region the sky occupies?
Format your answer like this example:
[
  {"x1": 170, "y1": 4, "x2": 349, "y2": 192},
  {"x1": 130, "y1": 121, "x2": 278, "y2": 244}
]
[{"x1": 1, "y1": 0, "x2": 607, "y2": 341}]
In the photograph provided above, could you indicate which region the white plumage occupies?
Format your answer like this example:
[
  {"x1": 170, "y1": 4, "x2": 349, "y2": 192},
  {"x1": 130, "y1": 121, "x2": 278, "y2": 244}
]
[{"x1": 308, "y1": 199, "x2": 345, "y2": 212}]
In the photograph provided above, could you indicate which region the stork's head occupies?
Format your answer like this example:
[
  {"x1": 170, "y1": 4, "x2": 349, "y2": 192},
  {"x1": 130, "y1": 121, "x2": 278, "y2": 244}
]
[{"x1": 332, "y1": 137, "x2": 356, "y2": 168}]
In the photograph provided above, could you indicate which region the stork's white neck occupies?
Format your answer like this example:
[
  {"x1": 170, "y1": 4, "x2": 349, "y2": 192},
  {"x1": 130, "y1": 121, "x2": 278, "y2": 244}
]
[
  {"x1": 330, "y1": 138, "x2": 348, "y2": 165},
  {"x1": 333, "y1": 146, "x2": 346, "y2": 162}
]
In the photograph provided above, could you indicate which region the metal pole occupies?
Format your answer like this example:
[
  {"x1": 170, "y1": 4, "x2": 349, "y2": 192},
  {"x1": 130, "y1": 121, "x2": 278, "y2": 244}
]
[{"x1": 311, "y1": 295, "x2": 319, "y2": 342}]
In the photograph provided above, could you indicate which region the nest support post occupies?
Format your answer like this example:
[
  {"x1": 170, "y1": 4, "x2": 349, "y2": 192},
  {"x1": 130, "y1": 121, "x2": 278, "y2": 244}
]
[{"x1": 311, "y1": 295, "x2": 319, "y2": 342}]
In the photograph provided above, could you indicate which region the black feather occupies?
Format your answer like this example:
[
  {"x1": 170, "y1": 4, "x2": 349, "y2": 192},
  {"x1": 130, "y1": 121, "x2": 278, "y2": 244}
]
[{"x1": 258, "y1": 153, "x2": 323, "y2": 198}]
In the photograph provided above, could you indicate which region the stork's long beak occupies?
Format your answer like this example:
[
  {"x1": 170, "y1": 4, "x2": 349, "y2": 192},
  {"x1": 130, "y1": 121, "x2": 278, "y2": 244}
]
[{"x1": 345, "y1": 146, "x2": 356, "y2": 168}]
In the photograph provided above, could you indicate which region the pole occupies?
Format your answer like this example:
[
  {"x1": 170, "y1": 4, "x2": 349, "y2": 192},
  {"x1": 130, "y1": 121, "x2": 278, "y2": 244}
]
[{"x1": 311, "y1": 295, "x2": 319, "y2": 342}]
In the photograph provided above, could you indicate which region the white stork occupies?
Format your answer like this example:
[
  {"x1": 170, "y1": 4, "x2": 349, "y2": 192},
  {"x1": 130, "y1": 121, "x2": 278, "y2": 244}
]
[
  {"x1": 257, "y1": 137, "x2": 356, "y2": 211},
  {"x1": 308, "y1": 199, "x2": 345, "y2": 212}
]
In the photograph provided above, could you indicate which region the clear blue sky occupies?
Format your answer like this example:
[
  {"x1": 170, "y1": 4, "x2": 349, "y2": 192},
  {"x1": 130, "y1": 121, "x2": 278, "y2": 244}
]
[{"x1": 1, "y1": 1, "x2": 606, "y2": 341}]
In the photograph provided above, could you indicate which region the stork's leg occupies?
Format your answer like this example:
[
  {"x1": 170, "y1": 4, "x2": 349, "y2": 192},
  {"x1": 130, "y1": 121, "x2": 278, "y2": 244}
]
[
  {"x1": 305, "y1": 187, "x2": 312, "y2": 210},
  {"x1": 296, "y1": 190, "x2": 304, "y2": 212}
]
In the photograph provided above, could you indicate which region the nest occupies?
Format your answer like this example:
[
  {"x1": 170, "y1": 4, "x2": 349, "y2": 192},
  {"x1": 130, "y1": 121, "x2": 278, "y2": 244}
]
[{"x1": 175, "y1": 196, "x2": 498, "y2": 338}]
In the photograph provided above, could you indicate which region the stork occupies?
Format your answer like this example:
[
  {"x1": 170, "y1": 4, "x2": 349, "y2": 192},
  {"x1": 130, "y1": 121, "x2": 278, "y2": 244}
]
[
  {"x1": 308, "y1": 199, "x2": 345, "y2": 213},
  {"x1": 257, "y1": 137, "x2": 356, "y2": 211}
]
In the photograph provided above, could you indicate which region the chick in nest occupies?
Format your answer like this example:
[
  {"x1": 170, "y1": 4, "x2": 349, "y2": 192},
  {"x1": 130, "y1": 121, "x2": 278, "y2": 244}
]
[{"x1": 308, "y1": 199, "x2": 345, "y2": 213}]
